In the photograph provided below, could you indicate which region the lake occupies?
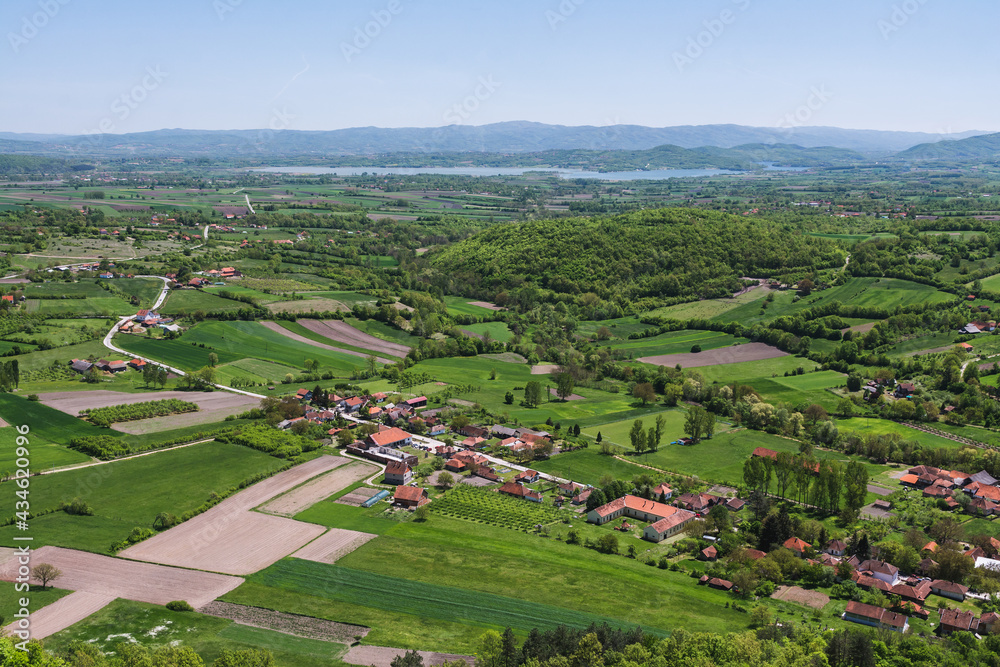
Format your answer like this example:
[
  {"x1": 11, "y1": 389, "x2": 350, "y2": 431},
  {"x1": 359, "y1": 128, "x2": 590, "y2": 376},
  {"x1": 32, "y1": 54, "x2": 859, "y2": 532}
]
[{"x1": 251, "y1": 166, "x2": 744, "y2": 180}]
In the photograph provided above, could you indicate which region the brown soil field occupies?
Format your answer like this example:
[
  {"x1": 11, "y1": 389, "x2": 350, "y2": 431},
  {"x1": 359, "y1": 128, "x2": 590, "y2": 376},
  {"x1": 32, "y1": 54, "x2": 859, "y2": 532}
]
[
  {"x1": 201, "y1": 600, "x2": 367, "y2": 643},
  {"x1": 3, "y1": 591, "x2": 116, "y2": 639},
  {"x1": 468, "y1": 301, "x2": 503, "y2": 311},
  {"x1": 906, "y1": 345, "x2": 954, "y2": 357},
  {"x1": 480, "y1": 352, "x2": 527, "y2": 364},
  {"x1": 268, "y1": 298, "x2": 351, "y2": 314},
  {"x1": 0, "y1": 545, "x2": 243, "y2": 607},
  {"x1": 638, "y1": 343, "x2": 788, "y2": 368},
  {"x1": 867, "y1": 483, "x2": 894, "y2": 497},
  {"x1": 337, "y1": 487, "x2": 379, "y2": 506},
  {"x1": 119, "y1": 456, "x2": 358, "y2": 575},
  {"x1": 772, "y1": 586, "x2": 829, "y2": 610},
  {"x1": 259, "y1": 321, "x2": 392, "y2": 365},
  {"x1": 259, "y1": 461, "x2": 377, "y2": 517},
  {"x1": 549, "y1": 387, "x2": 585, "y2": 401},
  {"x1": 344, "y1": 646, "x2": 473, "y2": 667},
  {"x1": 291, "y1": 528, "x2": 377, "y2": 564},
  {"x1": 296, "y1": 319, "x2": 411, "y2": 358},
  {"x1": 841, "y1": 322, "x2": 877, "y2": 334},
  {"x1": 111, "y1": 407, "x2": 250, "y2": 434},
  {"x1": 39, "y1": 390, "x2": 257, "y2": 418},
  {"x1": 530, "y1": 364, "x2": 560, "y2": 375}
]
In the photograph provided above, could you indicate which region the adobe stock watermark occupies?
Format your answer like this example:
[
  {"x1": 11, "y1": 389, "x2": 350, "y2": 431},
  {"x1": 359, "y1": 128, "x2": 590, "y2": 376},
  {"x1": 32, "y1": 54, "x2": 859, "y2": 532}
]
[
  {"x1": 8, "y1": 0, "x2": 71, "y2": 54},
  {"x1": 443, "y1": 75, "x2": 501, "y2": 125},
  {"x1": 673, "y1": 0, "x2": 751, "y2": 73},
  {"x1": 245, "y1": 107, "x2": 296, "y2": 153},
  {"x1": 213, "y1": 0, "x2": 244, "y2": 21},
  {"x1": 83, "y1": 66, "x2": 168, "y2": 137},
  {"x1": 546, "y1": 0, "x2": 586, "y2": 31},
  {"x1": 778, "y1": 85, "x2": 834, "y2": 130},
  {"x1": 341, "y1": 0, "x2": 404, "y2": 63},
  {"x1": 878, "y1": 0, "x2": 930, "y2": 40}
]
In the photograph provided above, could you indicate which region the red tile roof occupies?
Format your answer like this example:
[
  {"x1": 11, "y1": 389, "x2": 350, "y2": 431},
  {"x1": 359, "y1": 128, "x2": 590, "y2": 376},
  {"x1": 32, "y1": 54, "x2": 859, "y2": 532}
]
[
  {"x1": 784, "y1": 537, "x2": 811, "y2": 552},
  {"x1": 846, "y1": 601, "x2": 907, "y2": 629},
  {"x1": 393, "y1": 486, "x2": 427, "y2": 503},
  {"x1": 591, "y1": 495, "x2": 675, "y2": 519}
]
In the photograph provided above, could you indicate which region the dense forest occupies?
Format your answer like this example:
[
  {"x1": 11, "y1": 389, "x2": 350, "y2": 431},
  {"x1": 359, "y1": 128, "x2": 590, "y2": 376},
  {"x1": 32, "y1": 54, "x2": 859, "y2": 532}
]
[{"x1": 427, "y1": 209, "x2": 846, "y2": 313}]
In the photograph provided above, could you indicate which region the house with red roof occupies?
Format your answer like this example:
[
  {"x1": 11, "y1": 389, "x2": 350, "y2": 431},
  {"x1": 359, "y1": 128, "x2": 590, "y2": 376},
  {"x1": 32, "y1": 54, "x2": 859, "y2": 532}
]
[
  {"x1": 844, "y1": 601, "x2": 908, "y2": 633},
  {"x1": 366, "y1": 427, "x2": 412, "y2": 449},
  {"x1": 588, "y1": 495, "x2": 676, "y2": 526},
  {"x1": 930, "y1": 579, "x2": 968, "y2": 601},
  {"x1": 498, "y1": 481, "x2": 542, "y2": 503},
  {"x1": 783, "y1": 537, "x2": 811, "y2": 557},
  {"x1": 384, "y1": 460, "x2": 412, "y2": 486},
  {"x1": 393, "y1": 485, "x2": 428, "y2": 508}
]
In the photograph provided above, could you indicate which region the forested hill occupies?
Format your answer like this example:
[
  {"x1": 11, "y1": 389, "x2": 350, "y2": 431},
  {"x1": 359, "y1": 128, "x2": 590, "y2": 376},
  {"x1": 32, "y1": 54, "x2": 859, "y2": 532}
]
[
  {"x1": 897, "y1": 132, "x2": 1000, "y2": 162},
  {"x1": 427, "y1": 210, "x2": 847, "y2": 314}
]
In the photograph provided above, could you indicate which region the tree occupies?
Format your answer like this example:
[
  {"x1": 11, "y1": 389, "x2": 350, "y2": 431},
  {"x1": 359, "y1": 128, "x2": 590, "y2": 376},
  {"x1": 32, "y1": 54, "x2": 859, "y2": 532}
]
[
  {"x1": 156, "y1": 366, "x2": 168, "y2": 389},
  {"x1": 838, "y1": 398, "x2": 855, "y2": 418},
  {"x1": 684, "y1": 405, "x2": 714, "y2": 442},
  {"x1": 653, "y1": 414, "x2": 666, "y2": 451},
  {"x1": 797, "y1": 278, "x2": 814, "y2": 296},
  {"x1": 524, "y1": 381, "x2": 542, "y2": 408},
  {"x1": 555, "y1": 372, "x2": 575, "y2": 401},
  {"x1": 632, "y1": 382, "x2": 655, "y2": 406},
  {"x1": 596, "y1": 533, "x2": 619, "y2": 555},
  {"x1": 804, "y1": 403, "x2": 829, "y2": 426},
  {"x1": 629, "y1": 419, "x2": 647, "y2": 454},
  {"x1": 208, "y1": 352, "x2": 218, "y2": 367},
  {"x1": 32, "y1": 563, "x2": 61, "y2": 589},
  {"x1": 336, "y1": 428, "x2": 355, "y2": 447},
  {"x1": 437, "y1": 471, "x2": 455, "y2": 489},
  {"x1": 504, "y1": 391, "x2": 514, "y2": 405},
  {"x1": 570, "y1": 633, "x2": 604, "y2": 667},
  {"x1": 585, "y1": 488, "x2": 607, "y2": 511},
  {"x1": 842, "y1": 461, "x2": 869, "y2": 518},
  {"x1": 595, "y1": 431, "x2": 603, "y2": 445},
  {"x1": 213, "y1": 649, "x2": 275, "y2": 667}
]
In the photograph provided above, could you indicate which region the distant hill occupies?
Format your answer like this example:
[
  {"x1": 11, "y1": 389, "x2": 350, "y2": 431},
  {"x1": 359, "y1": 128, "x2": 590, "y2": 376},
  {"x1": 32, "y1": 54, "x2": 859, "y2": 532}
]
[
  {"x1": 0, "y1": 123, "x2": 989, "y2": 159},
  {"x1": 896, "y1": 132, "x2": 1000, "y2": 162}
]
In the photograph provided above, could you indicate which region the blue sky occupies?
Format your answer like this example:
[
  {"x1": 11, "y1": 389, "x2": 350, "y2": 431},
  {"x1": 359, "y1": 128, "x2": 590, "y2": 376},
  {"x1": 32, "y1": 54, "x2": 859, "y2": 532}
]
[{"x1": 0, "y1": 0, "x2": 994, "y2": 134}]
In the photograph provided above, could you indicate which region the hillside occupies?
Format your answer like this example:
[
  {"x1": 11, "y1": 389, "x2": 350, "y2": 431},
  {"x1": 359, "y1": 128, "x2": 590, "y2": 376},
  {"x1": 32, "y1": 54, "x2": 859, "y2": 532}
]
[
  {"x1": 427, "y1": 209, "x2": 847, "y2": 310},
  {"x1": 0, "y1": 123, "x2": 988, "y2": 159},
  {"x1": 897, "y1": 132, "x2": 1000, "y2": 162}
]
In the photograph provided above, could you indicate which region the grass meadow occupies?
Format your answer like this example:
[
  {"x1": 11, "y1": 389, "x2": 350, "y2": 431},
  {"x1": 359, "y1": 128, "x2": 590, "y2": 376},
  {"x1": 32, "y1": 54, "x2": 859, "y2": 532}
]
[{"x1": 0, "y1": 441, "x2": 285, "y2": 553}]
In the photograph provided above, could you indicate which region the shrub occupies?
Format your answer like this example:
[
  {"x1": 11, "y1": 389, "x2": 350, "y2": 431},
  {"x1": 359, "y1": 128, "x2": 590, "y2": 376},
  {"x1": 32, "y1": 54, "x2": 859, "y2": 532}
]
[
  {"x1": 26, "y1": 394, "x2": 39, "y2": 401},
  {"x1": 61, "y1": 498, "x2": 93, "y2": 516},
  {"x1": 166, "y1": 600, "x2": 194, "y2": 612}
]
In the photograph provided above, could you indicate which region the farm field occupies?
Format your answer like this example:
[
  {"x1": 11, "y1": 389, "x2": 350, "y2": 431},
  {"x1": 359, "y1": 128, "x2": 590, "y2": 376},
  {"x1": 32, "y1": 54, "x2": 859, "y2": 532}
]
[
  {"x1": 44, "y1": 599, "x2": 347, "y2": 667},
  {"x1": 743, "y1": 370, "x2": 846, "y2": 410},
  {"x1": 345, "y1": 317, "x2": 420, "y2": 348},
  {"x1": 575, "y1": 316, "x2": 649, "y2": 340},
  {"x1": 120, "y1": 455, "x2": 358, "y2": 574},
  {"x1": 645, "y1": 288, "x2": 770, "y2": 321},
  {"x1": 290, "y1": 528, "x2": 378, "y2": 564},
  {"x1": 161, "y1": 288, "x2": 249, "y2": 314},
  {"x1": 181, "y1": 320, "x2": 368, "y2": 375},
  {"x1": 695, "y1": 354, "x2": 820, "y2": 384},
  {"x1": 259, "y1": 321, "x2": 393, "y2": 364},
  {"x1": 115, "y1": 333, "x2": 244, "y2": 370},
  {"x1": 834, "y1": 417, "x2": 965, "y2": 450},
  {"x1": 273, "y1": 320, "x2": 388, "y2": 358},
  {"x1": 214, "y1": 357, "x2": 303, "y2": 388},
  {"x1": 430, "y1": 484, "x2": 564, "y2": 530},
  {"x1": 260, "y1": 461, "x2": 376, "y2": 517},
  {"x1": 267, "y1": 297, "x2": 353, "y2": 314},
  {"x1": 638, "y1": 342, "x2": 788, "y2": 369},
  {"x1": 0, "y1": 441, "x2": 286, "y2": 553},
  {"x1": 442, "y1": 296, "x2": 500, "y2": 316},
  {"x1": 460, "y1": 321, "x2": 513, "y2": 343},
  {"x1": 606, "y1": 329, "x2": 743, "y2": 357},
  {"x1": 292, "y1": 319, "x2": 410, "y2": 357}
]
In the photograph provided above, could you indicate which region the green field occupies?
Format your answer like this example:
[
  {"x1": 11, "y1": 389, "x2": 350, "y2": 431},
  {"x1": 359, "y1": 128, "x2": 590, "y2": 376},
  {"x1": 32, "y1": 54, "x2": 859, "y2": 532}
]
[
  {"x1": 696, "y1": 355, "x2": 820, "y2": 384},
  {"x1": 744, "y1": 370, "x2": 846, "y2": 410},
  {"x1": 345, "y1": 317, "x2": 419, "y2": 348},
  {"x1": 45, "y1": 599, "x2": 347, "y2": 667},
  {"x1": 645, "y1": 289, "x2": 770, "y2": 322},
  {"x1": 607, "y1": 329, "x2": 743, "y2": 357},
  {"x1": 834, "y1": 417, "x2": 965, "y2": 450},
  {"x1": 161, "y1": 289, "x2": 251, "y2": 314},
  {"x1": 0, "y1": 441, "x2": 285, "y2": 553},
  {"x1": 215, "y1": 358, "x2": 304, "y2": 386},
  {"x1": 0, "y1": 585, "x2": 72, "y2": 625},
  {"x1": 275, "y1": 320, "x2": 397, "y2": 358},
  {"x1": 442, "y1": 296, "x2": 499, "y2": 316},
  {"x1": 460, "y1": 321, "x2": 513, "y2": 342},
  {"x1": 575, "y1": 316, "x2": 649, "y2": 340},
  {"x1": 115, "y1": 334, "x2": 244, "y2": 371}
]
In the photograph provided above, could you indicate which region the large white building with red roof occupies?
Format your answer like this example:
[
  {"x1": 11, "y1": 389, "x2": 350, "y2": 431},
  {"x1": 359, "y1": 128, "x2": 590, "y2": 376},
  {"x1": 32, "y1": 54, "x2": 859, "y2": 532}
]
[{"x1": 587, "y1": 495, "x2": 697, "y2": 542}]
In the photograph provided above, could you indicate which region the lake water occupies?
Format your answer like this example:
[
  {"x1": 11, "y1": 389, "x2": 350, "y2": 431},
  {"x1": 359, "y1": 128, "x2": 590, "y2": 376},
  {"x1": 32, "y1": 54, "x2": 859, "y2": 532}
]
[{"x1": 251, "y1": 166, "x2": 743, "y2": 180}]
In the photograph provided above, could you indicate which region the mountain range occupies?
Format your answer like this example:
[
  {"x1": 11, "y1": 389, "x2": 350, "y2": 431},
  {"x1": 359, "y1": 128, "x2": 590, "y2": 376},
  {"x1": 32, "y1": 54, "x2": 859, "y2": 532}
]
[{"x1": 0, "y1": 122, "x2": 997, "y2": 169}]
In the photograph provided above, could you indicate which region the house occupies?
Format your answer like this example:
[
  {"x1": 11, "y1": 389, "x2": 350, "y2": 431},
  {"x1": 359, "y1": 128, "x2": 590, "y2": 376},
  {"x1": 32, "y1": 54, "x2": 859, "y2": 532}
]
[
  {"x1": 491, "y1": 425, "x2": 519, "y2": 439},
  {"x1": 69, "y1": 359, "x2": 93, "y2": 374},
  {"x1": 700, "y1": 546, "x2": 718, "y2": 561},
  {"x1": 474, "y1": 467, "x2": 501, "y2": 483},
  {"x1": 960, "y1": 323, "x2": 983, "y2": 335},
  {"x1": 498, "y1": 481, "x2": 542, "y2": 503},
  {"x1": 404, "y1": 396, "x2": 427, "y2": 409},
  {"x1": 0, "y1": 295, "x2": 13, "y2": 304},
  {"x1": 128, "y1": 358, "x2": 146, "y2": 370},
  {"x1": 857, "y1": 559, "x2": 900, "y2": 586},
  {"x1": 367, "y1": 427, "x2": 412, "y2": 449},
  {"x1": 384, "y1": 461, "x2": 412, "y2": 486},
  {"x1": 968, "y1": 470, "x2": 999, "y2": 487},
  {"x1": 889, "y1": 580, "x2": 931, "y2": 604},
  {"x1": 393, "y1": 485, "x2": 429, "y2": 508},
  {"x1": 894, "y1": 382, "x2": 915, "y2": 399},
  {"x1": 967, "y1": 482, "x2": 1000, "y2": 502},
  {"x1": 428, "y1": 423, "x2": 447, "y2": 436},
  {"x1": 676, "y1": 492, "x2": 719, "y2": 514},
  {"x1": 589, "y1": 495, "x2": 677, "y2": 525},
  {"x1": 295, "y1": 388, "x2": 313, "y2": 401},
  {"x1": 825, "y1": 540, "x2": 847, "y2": 557},
  {"x1": 959, "y1": 342, "x2": 974, "y2": 351},
  {"x1": 107, "y1": 360, "x2": 127, "y2": 373},
  {"x1": 558, "y1": 481, "x2": 584, "y2": 496},
  {"x1": 725, "y1": 498, "x2": 745, "y2": 512},
  {"x1": 652, "y1": 483, "x2": 673, "y2": 500},
  {"x1": 514, "y1": 470, "x2": 540, "y2": 484},
  {"x1": 444, "y1": 458, "x2": 467, "y2": 472},
  {"x1": 783, "y1": 537, "x2": 811, "y2": 557},
  {"x1": 843, "y1": 601, "x2": 908, "y2": 633},
  {"x1": 930, "y1": 579, "x2": 968, "y2": 601},
  {"x1": 343, "y1": 396, "x2": 365, "y2": 413},
  {"x1": 922, "y1": 541, "x2": 938, "y2": 554},
  {"x1": 643, "y1": 508, "x2": 698, "y2": 542},
  {"x1": 708, "y1": 578, "x2": 733, "y2": 591},
  {"x1": 572, "y1": 488, "x2": 592, "y2": 506},
  {"x1": 938, "y1": 609, "x2": 981, "y2": 635}
]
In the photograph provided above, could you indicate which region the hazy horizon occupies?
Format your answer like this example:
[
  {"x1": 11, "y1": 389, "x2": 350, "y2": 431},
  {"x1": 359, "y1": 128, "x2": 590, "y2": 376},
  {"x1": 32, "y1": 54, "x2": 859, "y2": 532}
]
[{"x1": 2, "y1": 0, "x2": 995, "y2": 135}]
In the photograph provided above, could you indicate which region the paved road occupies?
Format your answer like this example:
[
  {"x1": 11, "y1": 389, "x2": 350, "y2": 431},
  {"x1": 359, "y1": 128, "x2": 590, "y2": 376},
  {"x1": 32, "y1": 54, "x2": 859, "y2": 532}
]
[{"x1": 100, "y1": 275, "x2": 266, "y2": 399}]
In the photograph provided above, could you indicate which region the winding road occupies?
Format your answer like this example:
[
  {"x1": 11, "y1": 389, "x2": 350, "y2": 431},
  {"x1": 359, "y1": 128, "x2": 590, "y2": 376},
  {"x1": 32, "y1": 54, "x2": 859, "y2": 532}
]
[{"x1": 100, "y1": 275, "x2": 266, "y2": 399}]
